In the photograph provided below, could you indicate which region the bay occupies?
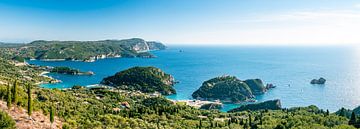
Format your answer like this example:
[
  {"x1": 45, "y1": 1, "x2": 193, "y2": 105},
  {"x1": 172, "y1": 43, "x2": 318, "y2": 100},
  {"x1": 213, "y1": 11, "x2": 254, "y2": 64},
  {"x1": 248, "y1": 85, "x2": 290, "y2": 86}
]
[{"x1": 28, "y1": 45, "x2": 360, "y2": 112}]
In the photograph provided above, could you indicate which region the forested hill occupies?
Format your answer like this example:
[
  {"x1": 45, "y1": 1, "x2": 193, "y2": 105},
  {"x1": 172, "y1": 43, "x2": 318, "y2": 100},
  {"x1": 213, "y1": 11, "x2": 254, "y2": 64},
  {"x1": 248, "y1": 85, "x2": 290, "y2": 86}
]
[{"x1": 0, "y1": 38, "x2": 166, "y2": 61}]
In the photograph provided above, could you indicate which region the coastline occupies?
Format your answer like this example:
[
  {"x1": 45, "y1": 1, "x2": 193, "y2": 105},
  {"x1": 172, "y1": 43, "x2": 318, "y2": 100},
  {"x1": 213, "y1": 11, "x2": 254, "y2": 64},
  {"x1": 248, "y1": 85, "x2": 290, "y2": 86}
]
[
  {"x1": 171, "y1": 99, "x2": 223, "y2": 108},
  {"x1": 35, "y1": 71, "x2": 62, "y2": 85}
]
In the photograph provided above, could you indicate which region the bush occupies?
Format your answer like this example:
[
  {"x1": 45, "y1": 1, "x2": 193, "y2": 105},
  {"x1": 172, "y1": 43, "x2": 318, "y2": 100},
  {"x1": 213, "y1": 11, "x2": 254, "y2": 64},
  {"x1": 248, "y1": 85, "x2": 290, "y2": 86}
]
[{"x1": 0, "y1": 110, "x2": 16, "y2": 129}]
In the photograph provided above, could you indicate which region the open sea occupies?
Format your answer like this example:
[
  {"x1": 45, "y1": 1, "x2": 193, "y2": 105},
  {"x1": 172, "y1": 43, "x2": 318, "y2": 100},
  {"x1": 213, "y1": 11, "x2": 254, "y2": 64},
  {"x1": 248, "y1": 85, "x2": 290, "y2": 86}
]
[{"x1": 28, "y1": 45, "x2": 360, "y2": 112}]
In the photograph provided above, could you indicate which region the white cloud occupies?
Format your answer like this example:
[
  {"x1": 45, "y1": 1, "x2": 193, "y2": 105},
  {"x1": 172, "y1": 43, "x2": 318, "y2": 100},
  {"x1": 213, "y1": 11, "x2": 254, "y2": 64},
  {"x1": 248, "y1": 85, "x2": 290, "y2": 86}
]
[{"x1": 177, "y1": 10, "x2": 360, "y2": 45}]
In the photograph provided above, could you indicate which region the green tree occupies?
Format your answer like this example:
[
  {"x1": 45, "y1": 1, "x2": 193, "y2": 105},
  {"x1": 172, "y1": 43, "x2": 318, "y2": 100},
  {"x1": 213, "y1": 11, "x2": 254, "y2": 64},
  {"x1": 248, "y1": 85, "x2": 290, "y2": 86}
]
[
  {"x1": 349, "y1": 112, "x2": 356, "y2": 126},
  {"x1": 50, "y1": 105, "x2": 55, "y2": 129},
  {"x1": 326, "y1": 109, "x2": 330, "y2": 116},
  {"x1": 260, "y1": 112, "x2": 263, "y2": 125},
  {"x1": 0, "y1": 110, "x2": 16, "y2": 129},
  {"x1": 248, "y1": 114, "x2": 252, "y2": 127},
  {"x1": 199, "y1": 119, "x2": 202, "y2": 129},
  {"x1": 12, "y1": 80, "x2": 17, "y2": 105},
  {"x1": 274, "y1": 124, "x2": 286, "y2": 129},
  {"x1": 339, "y1": 108, "x2": 346, "y2": 117},
  {"x1": 6, "y1": 84, "x2": 11, "y2": 109},
  {"x1": 27, "y1": 84, "x2": 32, "y2": 118}
]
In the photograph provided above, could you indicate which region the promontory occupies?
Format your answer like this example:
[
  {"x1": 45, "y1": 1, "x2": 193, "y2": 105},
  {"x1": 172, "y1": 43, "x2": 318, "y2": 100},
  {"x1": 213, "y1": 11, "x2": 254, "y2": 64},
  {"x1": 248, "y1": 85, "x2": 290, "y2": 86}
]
[
  {"x1": 0, "y1": 38, "x2": 166, "y2": 62},
  {"x1": 192, "y1": 75, "x2": 267, "y2": 103}
]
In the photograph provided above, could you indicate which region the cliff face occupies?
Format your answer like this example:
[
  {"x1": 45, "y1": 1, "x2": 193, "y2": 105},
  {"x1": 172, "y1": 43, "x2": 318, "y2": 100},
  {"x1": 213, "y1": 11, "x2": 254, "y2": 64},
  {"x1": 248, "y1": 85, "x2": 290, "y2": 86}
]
[
  {"x1": 192, "y1": 76, "x2": 266, "y2": 103},
  {"x1": 3, "y1": 38, "x2": 166, "y2": 61},
  {"x1": 100, "y1": 66, "x2": 176, "y2": 95},
  {"x1": 243, "y1": 79, "x2": 266, "y2": 95},
  {"x1": 147, "y1": 41, "x2": 167, "y2": 50},
  {"x1": 228, "y1": 99, "x2": 282, "y2": 112}
]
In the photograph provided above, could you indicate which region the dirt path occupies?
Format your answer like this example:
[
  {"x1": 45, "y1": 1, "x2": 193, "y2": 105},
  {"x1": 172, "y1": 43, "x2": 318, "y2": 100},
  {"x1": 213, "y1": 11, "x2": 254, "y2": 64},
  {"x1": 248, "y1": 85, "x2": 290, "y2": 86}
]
[{"x1": 0, "y1": 100, "x2": 62, "y2": 129}]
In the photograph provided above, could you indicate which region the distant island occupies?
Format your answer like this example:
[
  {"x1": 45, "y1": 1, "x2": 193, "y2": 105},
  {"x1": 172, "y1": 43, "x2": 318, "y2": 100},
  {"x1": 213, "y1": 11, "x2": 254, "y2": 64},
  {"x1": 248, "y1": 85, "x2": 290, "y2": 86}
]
[
  {"x1": 0, "y1": 38, "x2": 166, "y2": 62},
  {"x1": 100, "y1": 66, "x2": 176, "y2": 95},
  {"x1": 192, "y1": 75, "x2": 270, "y2": 103}
]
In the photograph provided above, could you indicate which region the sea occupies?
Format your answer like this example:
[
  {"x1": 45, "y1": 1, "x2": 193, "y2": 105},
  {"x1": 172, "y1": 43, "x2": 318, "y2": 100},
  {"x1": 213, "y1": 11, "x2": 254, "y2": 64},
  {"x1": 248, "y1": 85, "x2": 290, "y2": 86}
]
[{"x1": 28, "y1": 45, "x2": 360, "y2": 112}]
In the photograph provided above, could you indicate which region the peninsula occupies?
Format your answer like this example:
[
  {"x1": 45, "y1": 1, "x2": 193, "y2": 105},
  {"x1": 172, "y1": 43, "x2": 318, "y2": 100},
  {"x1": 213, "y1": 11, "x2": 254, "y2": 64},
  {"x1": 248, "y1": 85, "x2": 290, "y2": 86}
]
[
  {"x1": 0, "y1": 38, "x2": 166, "y2": 62},
  {"x1": 50, "y1": 66, "x2": 94, "y2": 76}
]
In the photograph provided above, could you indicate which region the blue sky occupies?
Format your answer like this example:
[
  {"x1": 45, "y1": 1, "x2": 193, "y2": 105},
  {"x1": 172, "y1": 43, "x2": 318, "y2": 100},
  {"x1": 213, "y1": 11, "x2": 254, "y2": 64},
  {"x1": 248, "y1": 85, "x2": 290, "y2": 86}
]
[{"x1": 1, "y1": 0, "x2": 360, "y2": 45}]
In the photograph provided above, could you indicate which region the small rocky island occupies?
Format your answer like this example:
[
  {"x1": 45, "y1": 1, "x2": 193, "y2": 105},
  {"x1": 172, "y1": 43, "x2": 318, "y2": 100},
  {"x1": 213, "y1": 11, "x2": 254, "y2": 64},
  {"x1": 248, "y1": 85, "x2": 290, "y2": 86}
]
[
  {"x1": 228, "y1": 99, "x2": 282, "y2": 112},
  {"x1": 101, "y1": 66, "x2": 176, "y2": 95},
  {"x1": 50, "y1": 66, "x2": 94, "y2": 75},
  {"x1": 192, "y1": 75, "x2": 270, "y2": 103},
  {"x1": 311, "y1": 77, "x2": 326, "y2": 84}
]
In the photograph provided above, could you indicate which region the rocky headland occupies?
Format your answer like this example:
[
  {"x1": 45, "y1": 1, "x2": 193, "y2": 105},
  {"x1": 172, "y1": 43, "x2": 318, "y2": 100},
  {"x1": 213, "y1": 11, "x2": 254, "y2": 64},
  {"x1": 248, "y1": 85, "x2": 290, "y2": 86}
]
[
  {"x1": 192, "y1": 75, "x2": 270, "y2": 103},
  {"x1": 100, "y1": 66, "x2": 176, "y2": 95}
]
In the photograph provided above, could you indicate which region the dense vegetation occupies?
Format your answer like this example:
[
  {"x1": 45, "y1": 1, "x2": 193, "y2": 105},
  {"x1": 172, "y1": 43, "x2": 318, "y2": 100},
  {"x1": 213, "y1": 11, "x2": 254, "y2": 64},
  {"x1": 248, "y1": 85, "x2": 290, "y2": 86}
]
[
  {"x1": 0, "y1": 58, "x2": 52, "y2": 84},
  {"x1": 0, "y1": 110, "x2": 16, "y2": 129},
  {"x1": 192, "y1": 76, "x2": 266, "y2": 103},
  {"x1": 0, "y1": 38, "x2": 166, "y2": 61},
  {"x1": 0, "y1": 82, "x2": 355, "y2": 129},
  {"x1": 101, "y1": 66, "x2": 176, "y2": 95}
]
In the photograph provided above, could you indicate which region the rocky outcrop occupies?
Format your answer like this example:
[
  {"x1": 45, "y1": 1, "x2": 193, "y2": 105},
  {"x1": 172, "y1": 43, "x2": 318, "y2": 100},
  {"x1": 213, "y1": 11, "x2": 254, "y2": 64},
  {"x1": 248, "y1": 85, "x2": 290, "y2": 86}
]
[
  {"x1": 244, "y1": 79, "x2": 266, "y2": 95},
  {"x1": 311, "y1": 77, "x2": 326, "y2": 84},
  {"x1": 147, "y1": 41, "x2": 167, "y2": 50},
  {"x1": 192, "y1": 75, "x2": 267, "y2": 103},
  {"x1": 228, "y1": 99, "x2": 282, "y2": 112},
  {"x1": 101, "y1": 66, "x2": 176, "y2": 95}
]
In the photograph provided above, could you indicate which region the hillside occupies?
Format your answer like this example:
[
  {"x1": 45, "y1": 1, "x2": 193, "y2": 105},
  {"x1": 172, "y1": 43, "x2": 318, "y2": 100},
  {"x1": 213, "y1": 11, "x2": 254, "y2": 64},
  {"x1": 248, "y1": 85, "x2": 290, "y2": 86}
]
[
  {"x1": 0, "y1": 100, "x2": 62, "y2": 129},
  {"x1": 0, "y1": 38, "x2": 166, "y2": 61},
  {"x1": 0, "y1": 84, "x2": 354, "y2": 129},
  {"x1": 0, "y1": 58, "x2": 53, "y2": 84},
  {"x1": 192, "y1": 76, "x2": 266, "y2": 103},
  {"x1": 101, "y1": 66, "x2": 176, "y2": 95}
]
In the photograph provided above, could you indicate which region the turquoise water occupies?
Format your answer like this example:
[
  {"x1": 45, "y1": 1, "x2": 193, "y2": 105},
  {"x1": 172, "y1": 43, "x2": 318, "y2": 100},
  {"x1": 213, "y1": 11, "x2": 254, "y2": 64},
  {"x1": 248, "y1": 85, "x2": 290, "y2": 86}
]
[{"x1": 28, "y1": 46, "x2": 360, "y2": 112}]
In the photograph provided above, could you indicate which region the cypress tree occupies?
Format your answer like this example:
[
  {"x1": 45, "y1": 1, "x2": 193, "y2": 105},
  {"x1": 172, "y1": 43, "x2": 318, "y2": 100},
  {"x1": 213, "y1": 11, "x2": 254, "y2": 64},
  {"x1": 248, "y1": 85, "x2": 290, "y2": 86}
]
[
  {"x1": 27, "y1": 84, "x2": 32, "y2": 118},
  {"x1": 260, "y1": 112, "x2": 263, "y2": 125},
  {"x1": 6, "y1": 83, "x2": 11, "y2": 109},
  {"x1": 239, "y1": 119, "x2": 244, "y2": 125},
  {"x1": 199, "y1": 119, "x2": 202, "y2": 129},
  {"x1": 157, "y1": 118, "x2": 160, "y2": 129},
  {"x1": 349, "y1": 112, "x2": 356, "y2": 126},
  {"x1": 326, "y1": 109, "x2": 330, "y2": 116},
  {"x1": 339, "y1": 108, "x2": 346, "y2": 117},
  {"x1": 50, "y1": 105, "x2": 55, "y2": 129},
  {"x1": 244, "y1": 119, "x2": 248, "y2": 129},
  {"x1": 248, "y1": 114, "x2": 252, "y2": 126},
  {"x1": 12, "y1": 80, "x2": 17, "y2": 105}
]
